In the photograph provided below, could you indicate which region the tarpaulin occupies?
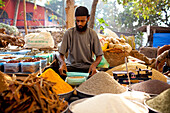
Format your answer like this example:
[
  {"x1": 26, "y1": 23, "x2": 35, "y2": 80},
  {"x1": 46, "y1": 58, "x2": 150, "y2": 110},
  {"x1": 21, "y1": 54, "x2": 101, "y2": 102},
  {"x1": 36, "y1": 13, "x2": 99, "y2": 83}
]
[{"x1": 153, "y1": 33, "x2": 170, "y2": 47}]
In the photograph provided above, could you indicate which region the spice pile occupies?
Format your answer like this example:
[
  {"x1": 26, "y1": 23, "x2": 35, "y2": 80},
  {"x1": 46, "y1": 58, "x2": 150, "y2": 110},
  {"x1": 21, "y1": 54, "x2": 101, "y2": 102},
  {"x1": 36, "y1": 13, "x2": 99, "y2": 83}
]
[
  {"x1": 121, "y1": 91, "x2": 150, "y2": 104},
  {"x1": 106, "y1": 62, "x2": 167, "y2": 82},
  {"x1": 0, "y1": 75, "x2": 68, "y2": 113},
  {"x1": 129, "y1": 80, "x2": 170, "y2": 94},
  {"x1": 0, "y1": 71, "x2": 12, "y2": 93},
  {"x1": 146, "y1": 88, "x2": 170, "y2": 113},
  {"x1": 71, "y1": 93, "x2": 148, "y2": 113},
  {"x1": 77, "y1": 72, "x2": 126, "y2": 95},
  {"x1": 40, "y1": 68, "x2": 73, "y2": 94}
]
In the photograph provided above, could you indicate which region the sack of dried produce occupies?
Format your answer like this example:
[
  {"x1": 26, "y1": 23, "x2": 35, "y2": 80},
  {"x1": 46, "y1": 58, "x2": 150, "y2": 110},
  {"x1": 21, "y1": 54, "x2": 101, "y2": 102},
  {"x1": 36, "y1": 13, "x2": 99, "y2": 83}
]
[
  {"x1": 24, "y1": 32, "x2": 54, "y2": 49},
  {"x1": 104, "y1": 28, "x2": 119, "y2": 39},
  {"x1": 104, "y1": 51, "x2": 129, "y2": 67},
  {"x1": 121, "y1": 35, "x2": 136, "y2": 50},
  {"x1": 0, "y1": 23, "x2": 19, "y2": 35}
]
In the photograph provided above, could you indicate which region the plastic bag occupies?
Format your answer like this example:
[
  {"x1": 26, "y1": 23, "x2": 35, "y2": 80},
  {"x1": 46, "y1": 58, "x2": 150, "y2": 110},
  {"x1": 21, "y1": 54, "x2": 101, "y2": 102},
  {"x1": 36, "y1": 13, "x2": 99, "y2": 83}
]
[
  {"x1": 94, "y1": 55, "x2": 110, "y2": 68},
  {"x1": 24, "y1": 32, "x2": 54, "y2": 49}
]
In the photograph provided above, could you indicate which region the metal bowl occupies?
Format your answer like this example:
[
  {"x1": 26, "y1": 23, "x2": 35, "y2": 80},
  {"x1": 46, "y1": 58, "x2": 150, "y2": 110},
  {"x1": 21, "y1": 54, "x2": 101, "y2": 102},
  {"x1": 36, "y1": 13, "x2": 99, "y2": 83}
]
[
  {"x1": 76, "y1": 88, "x2": 94, "y2": 99},
  {"x1": 144, "y1": 98, "x2": 160, "y2": 113},
  {"x1": 68, "y1": 98, "x2": 87, "y2": 113},
  {"x1": 128, "y1": 87, "x2": 158, "y2": 98},
  {"x1": 76, "y1": 87, "x2": 128, "y2": 99},
  {"x1": 61, "y1": 105, "x2": 69, "y2": 113},
  {"x1": 58, "y1": 90, "x2": 74, "y2": 101}
]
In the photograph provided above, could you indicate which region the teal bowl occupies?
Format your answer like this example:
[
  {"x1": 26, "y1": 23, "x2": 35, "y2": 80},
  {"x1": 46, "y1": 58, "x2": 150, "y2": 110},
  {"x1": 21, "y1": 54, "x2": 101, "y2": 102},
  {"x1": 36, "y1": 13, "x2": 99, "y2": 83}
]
[
  {"x1": 66, "y1": 76, "x2": 86, "y2": 86},
  {"x1": 66, "y1": 72, "x2": 89, "y2": 78}
]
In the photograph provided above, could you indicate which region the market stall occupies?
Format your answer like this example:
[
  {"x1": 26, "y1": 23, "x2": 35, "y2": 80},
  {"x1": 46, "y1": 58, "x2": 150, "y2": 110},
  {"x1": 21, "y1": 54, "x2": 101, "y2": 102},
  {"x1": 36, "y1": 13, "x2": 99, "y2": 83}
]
[{"x1": 0, "y1": 24, "x2": 169, "y2": 113}]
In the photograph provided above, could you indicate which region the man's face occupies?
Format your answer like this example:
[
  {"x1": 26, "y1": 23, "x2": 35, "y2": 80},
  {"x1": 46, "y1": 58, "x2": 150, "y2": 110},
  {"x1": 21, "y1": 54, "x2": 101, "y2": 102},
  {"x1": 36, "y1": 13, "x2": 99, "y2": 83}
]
[{"x1": 75, "y1": 16, "x2": 89, "y2": 32}]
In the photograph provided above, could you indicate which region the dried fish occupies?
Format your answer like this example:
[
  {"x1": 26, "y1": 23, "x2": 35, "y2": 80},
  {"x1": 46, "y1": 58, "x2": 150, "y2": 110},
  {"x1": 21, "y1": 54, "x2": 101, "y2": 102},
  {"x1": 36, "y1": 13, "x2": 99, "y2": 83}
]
[{"x1": 0, "y1": 76, "x2": 68, "y2": 113}]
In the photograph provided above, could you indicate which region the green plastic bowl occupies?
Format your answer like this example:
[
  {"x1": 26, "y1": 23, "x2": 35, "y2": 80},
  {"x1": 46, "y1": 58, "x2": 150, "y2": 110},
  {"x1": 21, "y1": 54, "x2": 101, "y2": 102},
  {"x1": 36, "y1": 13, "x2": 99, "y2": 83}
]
[
  {"x1": 66, "y1": 72, "x2": 89, "y2": 78},
  {"x1": 66, "y1": 76, "x2": 86, "y2": 86}
]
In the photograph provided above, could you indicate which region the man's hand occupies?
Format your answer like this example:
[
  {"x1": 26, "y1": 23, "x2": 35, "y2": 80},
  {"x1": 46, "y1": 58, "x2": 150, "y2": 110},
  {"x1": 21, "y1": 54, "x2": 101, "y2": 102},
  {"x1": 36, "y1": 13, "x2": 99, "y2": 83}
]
[
  {"x1": 58, "y1": 53, "x2": 67, "y2": 76},
  {"x1": 88, "y1": 55, "x2": 102, "y2": 77},
  {"x1": 88, "y1": 64, "x2": 97, "y2": 76},
  {"x1": 59, "y1": 62, "x2": 67, "y2": 76}
]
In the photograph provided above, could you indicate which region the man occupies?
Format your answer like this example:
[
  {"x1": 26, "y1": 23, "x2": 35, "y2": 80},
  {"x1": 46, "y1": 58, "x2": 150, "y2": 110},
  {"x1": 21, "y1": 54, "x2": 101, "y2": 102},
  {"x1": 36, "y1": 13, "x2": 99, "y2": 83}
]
[{"x1": 58, "y1": 6, "x2": 103, "y2": 78}]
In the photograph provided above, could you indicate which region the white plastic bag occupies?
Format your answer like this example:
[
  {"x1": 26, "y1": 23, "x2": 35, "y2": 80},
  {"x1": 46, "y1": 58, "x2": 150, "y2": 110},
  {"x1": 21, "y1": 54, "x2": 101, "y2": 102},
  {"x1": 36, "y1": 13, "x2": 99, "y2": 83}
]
[{"x1": 24, "y1": 32, "x2": 54, "y2": 48}]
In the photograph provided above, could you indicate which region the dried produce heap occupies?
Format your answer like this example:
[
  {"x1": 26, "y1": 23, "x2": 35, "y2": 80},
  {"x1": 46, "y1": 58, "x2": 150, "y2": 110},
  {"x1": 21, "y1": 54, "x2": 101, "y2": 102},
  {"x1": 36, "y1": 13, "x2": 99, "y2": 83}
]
[
  {"x1": 0, "y1": 23, "x2": 24, "y2": 47},
  {"x1": 40, "y1": 68, "x2": 73, "y2": 94},
  {"x1": 146, "y1": 88, "x2": 170, "y2": 113},
  {"x1": 72, "y1": 94, "x2": 148, "y2": 113},
  {"x1": 129, "y1": 80, "x2": 170, "y2": 94},
  {"x1": 77, "y1": 72, "x2": 126, "y2": 95},
  {"x1": 0, "y1": 75, "x2": 68, "y2": 113},
  {"x1": 106, "y1": 62, "x2": 167, "y2": 82},
  {"x1": 0, "y1": 71, "x2": 12, "y2": 93},
  {"x1": 0, "y1": 33, "x2": 25, "y2": 47}
]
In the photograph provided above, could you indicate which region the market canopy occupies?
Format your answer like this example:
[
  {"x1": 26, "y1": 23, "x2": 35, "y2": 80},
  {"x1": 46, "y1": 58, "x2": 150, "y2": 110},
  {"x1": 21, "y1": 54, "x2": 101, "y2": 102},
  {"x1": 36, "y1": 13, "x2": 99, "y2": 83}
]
[{"x1": 137, "y1": 26, "x2": 170, "y2": 47}]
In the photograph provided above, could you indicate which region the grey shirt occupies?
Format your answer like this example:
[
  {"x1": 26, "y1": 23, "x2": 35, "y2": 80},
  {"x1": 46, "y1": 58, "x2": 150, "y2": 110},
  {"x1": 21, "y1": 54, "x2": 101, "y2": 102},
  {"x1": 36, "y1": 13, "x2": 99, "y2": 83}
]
[{"x1": 59, "y1": 27, "x2": 103, "y2": 69}]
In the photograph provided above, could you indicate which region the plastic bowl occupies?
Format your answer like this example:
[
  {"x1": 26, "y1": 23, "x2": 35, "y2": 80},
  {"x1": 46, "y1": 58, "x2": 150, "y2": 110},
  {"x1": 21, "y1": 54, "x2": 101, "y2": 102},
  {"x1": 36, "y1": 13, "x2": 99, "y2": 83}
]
[
  {"x1": 76, "y1": 88, "x2": 94, "y2": 99},
  {"x1": 66, "y1": 76, "x2": 86, "y2": 86},
  {"x1": 58, "y1": 90, "x2": 74, "y2": 101},
  {"x1": 66, "y1": 72, "x2": 89, "y2": 78}
]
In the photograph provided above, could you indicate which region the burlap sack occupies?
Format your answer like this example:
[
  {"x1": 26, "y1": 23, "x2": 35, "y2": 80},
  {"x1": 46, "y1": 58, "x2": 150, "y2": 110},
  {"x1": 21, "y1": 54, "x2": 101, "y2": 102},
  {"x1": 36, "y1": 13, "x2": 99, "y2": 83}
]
[{"x1": 104, "y1": 51, "x2": 129, "y2": 67}]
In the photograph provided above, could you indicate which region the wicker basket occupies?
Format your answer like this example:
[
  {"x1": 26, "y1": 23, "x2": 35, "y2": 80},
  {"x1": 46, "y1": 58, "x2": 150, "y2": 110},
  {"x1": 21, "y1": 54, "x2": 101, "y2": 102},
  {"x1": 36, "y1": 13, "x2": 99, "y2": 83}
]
[{"x1": 104, "y1": 51, "x2": 129, "y2": 67}]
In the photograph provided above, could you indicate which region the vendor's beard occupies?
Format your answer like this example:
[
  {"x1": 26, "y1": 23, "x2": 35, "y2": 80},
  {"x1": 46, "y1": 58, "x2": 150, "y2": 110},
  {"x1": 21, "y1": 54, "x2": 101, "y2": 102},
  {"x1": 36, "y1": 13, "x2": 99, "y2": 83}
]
[{"x1": 76, "y1": 22, "x2": 88, "y2": 32}]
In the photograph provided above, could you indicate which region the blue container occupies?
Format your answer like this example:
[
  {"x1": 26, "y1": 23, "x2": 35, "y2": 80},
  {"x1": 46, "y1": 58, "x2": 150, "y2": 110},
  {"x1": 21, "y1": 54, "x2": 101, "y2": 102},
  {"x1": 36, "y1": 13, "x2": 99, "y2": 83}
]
[
  {"x1": 17, "y1": 50, "x2": 31, "y2": 55},
  {"x1": 0, "y1": 61, "x2": 6, "y2": 72},
  {"x1": 40, "y1": 59, "x2": 47, "y2": 69},
  {"x1": 35, "y1": 54, "x2": 50, "y2": 64},
  {"x1": 4, "y1": 62, "x2": 20, "y2": 73},
  {"x1": 21, "y1": 61, "x2": 40, "y2": 73}
]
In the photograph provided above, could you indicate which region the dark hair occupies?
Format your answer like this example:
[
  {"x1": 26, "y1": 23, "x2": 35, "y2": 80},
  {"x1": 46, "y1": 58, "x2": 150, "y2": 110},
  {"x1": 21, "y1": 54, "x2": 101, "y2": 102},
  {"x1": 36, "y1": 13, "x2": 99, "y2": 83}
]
[{"x1": 75, "y1": 6, "x2": 90, "y2": 17}]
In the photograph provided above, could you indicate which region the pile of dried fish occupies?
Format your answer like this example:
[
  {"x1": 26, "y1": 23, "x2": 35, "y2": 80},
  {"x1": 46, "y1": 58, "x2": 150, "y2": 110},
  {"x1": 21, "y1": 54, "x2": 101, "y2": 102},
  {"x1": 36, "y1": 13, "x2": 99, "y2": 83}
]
[
  {"x1": 0, "y1": 75, "x2": 68, "y2": 113},
  {"x1": 0, "y1": 33, "x2": 25, "y2": 47}
]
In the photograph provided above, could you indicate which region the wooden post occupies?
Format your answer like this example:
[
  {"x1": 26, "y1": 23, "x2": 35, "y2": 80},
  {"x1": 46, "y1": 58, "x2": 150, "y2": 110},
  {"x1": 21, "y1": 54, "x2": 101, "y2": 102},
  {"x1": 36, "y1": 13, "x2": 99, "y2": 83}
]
[
  {"x1": 88, "y1": 0, "x2": 98, "y2": 29},
  {"x1": 23, "y1": 0, "x2": 28, "y2": 35},
  {"x1": 65, "y1": 0, "x2": 75, "y2": 29},
  {"x1": 13, "y1": 0, "x2": 20, "y2": 26}
]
